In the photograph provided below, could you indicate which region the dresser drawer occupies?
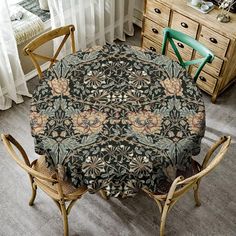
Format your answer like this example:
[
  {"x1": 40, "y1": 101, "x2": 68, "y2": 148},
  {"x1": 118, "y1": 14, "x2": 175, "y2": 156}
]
[
  {"x1": 143, "y1": 18, "x2": 165, "y2": 45},
  {"x1": 199, "y1": 26, "x2": 230, "y2": 58},
  {"x1": 195, "y1": 52, "x2": 224, "y2": 77},
  {"x1": 192, "y1": 67, "x2": 217, "y2": 94},
  {"x1": 168, "y1": 39, "x2": 193, "y2": 61},
  {"x1": 142, "y1": 37, "x2": 162, "y2": 53},
  {"x1": 145, "y1": 0, "x2": 170, "y2": 27},
  {"x1": 171, "y1": 11, "x2": 199, "y2": 38}
]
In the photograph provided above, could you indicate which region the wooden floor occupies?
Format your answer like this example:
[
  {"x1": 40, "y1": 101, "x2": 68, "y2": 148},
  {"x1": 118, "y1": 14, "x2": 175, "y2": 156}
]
[{"x1": 0, "y1": 27, "x2": 236, "y2": 236}]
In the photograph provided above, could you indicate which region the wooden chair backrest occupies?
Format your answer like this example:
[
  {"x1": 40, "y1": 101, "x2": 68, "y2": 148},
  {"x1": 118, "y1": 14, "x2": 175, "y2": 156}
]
[
  {"x1": 1, "y1": 134, "x2": 56, "y2": 183},
  {"x1": 23, "y1": 25, "x2": 76, "y2": 79},
  {"x1": 173, "y1": 136, "x2": 231, "y2": 199},
  {"x1": 1, "y1": 134, "x2": 87, "y2": 200},
  {"x1": 147, "y1": 136, "x2": 231, "y2": 203},
  {"x1": 1, "y1": 134, "x2": 65, "y2": 200},
  {"x1": 161, "y1": 27, "x2": 214, "y2": 82}
]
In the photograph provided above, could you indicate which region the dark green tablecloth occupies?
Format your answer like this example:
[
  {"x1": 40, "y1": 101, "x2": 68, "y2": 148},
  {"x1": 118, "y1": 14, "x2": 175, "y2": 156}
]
[{"x1": 30, "y1": 44, "x2": 205, "y2": 197}]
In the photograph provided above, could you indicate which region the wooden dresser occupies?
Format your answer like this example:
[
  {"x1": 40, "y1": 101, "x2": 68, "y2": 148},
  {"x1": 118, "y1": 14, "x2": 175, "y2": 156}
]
[{"x1": 141, "y1": 0, "x2": 236, "y2": 103}]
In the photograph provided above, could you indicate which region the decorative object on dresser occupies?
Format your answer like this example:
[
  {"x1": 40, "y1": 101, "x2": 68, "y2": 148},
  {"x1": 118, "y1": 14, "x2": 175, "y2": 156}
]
[
  {"x1": 141, "y1": 0, "x2": 236, "y2": 103},
  {"x1": 217, "y1": 0, "x2": 236, "y2": 22},
  {"x1": 187, "y1": 0, "x2": 215, "y2": 14},
  {"x1": 210, "y1": 0, "x2": 236, "y2": 12}
]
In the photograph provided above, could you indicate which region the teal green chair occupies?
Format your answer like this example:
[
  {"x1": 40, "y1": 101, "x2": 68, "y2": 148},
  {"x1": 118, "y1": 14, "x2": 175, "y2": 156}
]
[{"x1": 161, "y1": 27, "x2": 214, "y2": 82}]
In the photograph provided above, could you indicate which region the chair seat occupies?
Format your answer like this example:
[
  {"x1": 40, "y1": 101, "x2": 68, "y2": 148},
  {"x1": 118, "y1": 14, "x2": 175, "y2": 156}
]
[
  {"x1": 177, "y1": 159, "x2": 201, "y2": 179},
  {"x1": 32, "y1": 156, "x2": 78, "y2": 195},
  {"x1": 155, "y1": 159, "x2": 201, "y2": 195}
]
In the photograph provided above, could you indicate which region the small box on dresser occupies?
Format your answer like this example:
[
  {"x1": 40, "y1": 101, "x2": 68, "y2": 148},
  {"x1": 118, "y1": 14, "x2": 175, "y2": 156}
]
[{"x1": 141, "y1": 0, "x2": 236, "y2": 103}]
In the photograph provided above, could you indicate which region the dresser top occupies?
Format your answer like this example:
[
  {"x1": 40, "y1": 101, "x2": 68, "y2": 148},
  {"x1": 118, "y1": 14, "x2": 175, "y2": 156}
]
[{"x1": 156, "y1": 0, "x2": 236, "y2": 38}]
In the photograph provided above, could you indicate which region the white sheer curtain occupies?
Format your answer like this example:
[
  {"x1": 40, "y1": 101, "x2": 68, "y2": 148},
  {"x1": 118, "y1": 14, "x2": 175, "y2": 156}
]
[
  {"x1": 48, "y1": 0, "x2": 135, "y2": 56},
  {"x1": 0, "y1": 0, "x2": 30, "y2": 110}
]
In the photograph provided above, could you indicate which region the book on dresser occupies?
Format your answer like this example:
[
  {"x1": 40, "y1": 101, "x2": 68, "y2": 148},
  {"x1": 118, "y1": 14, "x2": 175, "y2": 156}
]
[{"x1": 141, "y1": 0, "x2": 236, "y2": 103}]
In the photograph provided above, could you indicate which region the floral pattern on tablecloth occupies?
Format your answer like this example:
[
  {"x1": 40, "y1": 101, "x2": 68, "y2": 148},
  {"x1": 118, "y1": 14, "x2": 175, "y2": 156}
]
[{"x1": 30, "y1": 44, "x2": 205, "y2": 197}]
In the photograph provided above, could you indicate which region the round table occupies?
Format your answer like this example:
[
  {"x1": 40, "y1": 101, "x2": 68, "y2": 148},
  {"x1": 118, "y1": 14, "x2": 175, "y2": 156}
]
[{"x1": 30, "y1": 44, "x2": 205, "y2": 197}]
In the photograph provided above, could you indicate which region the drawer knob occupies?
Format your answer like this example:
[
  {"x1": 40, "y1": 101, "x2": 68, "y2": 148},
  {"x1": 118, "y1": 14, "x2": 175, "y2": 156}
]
[
  {"x1": 181, "y1": 22, "x2": 188, "y2": 28},
  {"x1": 210, "y1": 37, "x2": 218, "y2": 44},
  {"x1": 177, "y1": 42, "x2": 184, "y2": 48},
  {"x1": 154, "y1": 8, "x2": 161, "y2": 14},
  {"x1": 150, "y1": 47, "x2": 156, "y2": 52},
  {"x1": 199, "y1": 76, "x2": 206, "y2": 82},
  {"x1": 152, "y1": 28, "x2": 159, "y2": 34}
]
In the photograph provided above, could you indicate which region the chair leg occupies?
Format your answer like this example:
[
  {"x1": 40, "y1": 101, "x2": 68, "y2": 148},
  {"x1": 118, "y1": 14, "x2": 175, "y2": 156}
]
[
  {"x1": 60, "y1": 201, "x2": 69, "y2": 236},
  {"x1": 160, "y1": 203, "x2": 170, "y2": 236},
  {"x1": 99, "y1": 190, "x2": 108, "y2": 200},
  {"x1": 193, "y1": 181, "x2": 201, "y2": 207},
  {"x1": 29, "y1": 182, "x2": 37, "y2": 206},
  {"x1": 159, "y1": 176, "x2": 183, "y2": 236}
]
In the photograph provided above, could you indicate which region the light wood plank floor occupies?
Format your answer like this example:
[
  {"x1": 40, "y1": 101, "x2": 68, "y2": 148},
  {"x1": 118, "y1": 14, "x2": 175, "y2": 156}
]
[{"x1": 0, "y1": 27, "x2": 236, "y2": 236}]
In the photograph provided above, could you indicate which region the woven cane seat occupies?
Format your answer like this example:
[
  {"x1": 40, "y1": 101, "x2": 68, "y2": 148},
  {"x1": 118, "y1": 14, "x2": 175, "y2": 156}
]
[
  {"x1": 155, "y1": 159, "x2": 201, "y2": 195},
  {"x1": 32, "y1": 155, "x2": 78, "y2": 195}
]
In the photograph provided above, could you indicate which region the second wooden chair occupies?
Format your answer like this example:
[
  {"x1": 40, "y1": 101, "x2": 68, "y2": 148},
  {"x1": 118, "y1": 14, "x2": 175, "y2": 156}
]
[
  {"x1": 143, "y1": 136, "x2": 231, "y2": 236},
  {"x1": 23, "y1": 25, "x2": 76, "y2": 79},
  {"x1": 1, "y1": 134, "x2": 87, "y2": 236}
]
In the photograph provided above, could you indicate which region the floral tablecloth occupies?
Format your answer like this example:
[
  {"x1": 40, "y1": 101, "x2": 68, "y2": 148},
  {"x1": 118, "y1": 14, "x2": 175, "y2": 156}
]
[{"x1": 30, "y1": 44, "x2": 205, "y2": 197}]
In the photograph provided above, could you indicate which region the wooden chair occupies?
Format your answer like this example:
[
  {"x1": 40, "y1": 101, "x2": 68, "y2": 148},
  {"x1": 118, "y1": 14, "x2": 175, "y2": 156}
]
[
  {"x1": 162, "y1": 27, "x2": 214, "y2": 82},
  {"x1": 1, "y1": 134, "x2": 87, "y2": 236},
  {"x1": 143, "y1": 136, "x2": 231, "y2": 236},
  {"x1": 23, "y1": 24, "x2": 76, "y2": 79}
]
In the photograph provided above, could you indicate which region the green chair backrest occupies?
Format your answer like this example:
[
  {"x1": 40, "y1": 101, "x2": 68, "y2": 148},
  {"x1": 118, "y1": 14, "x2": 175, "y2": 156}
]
[{"x1": 161, "y1": 27, "x2": 214, "y2": 82}]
